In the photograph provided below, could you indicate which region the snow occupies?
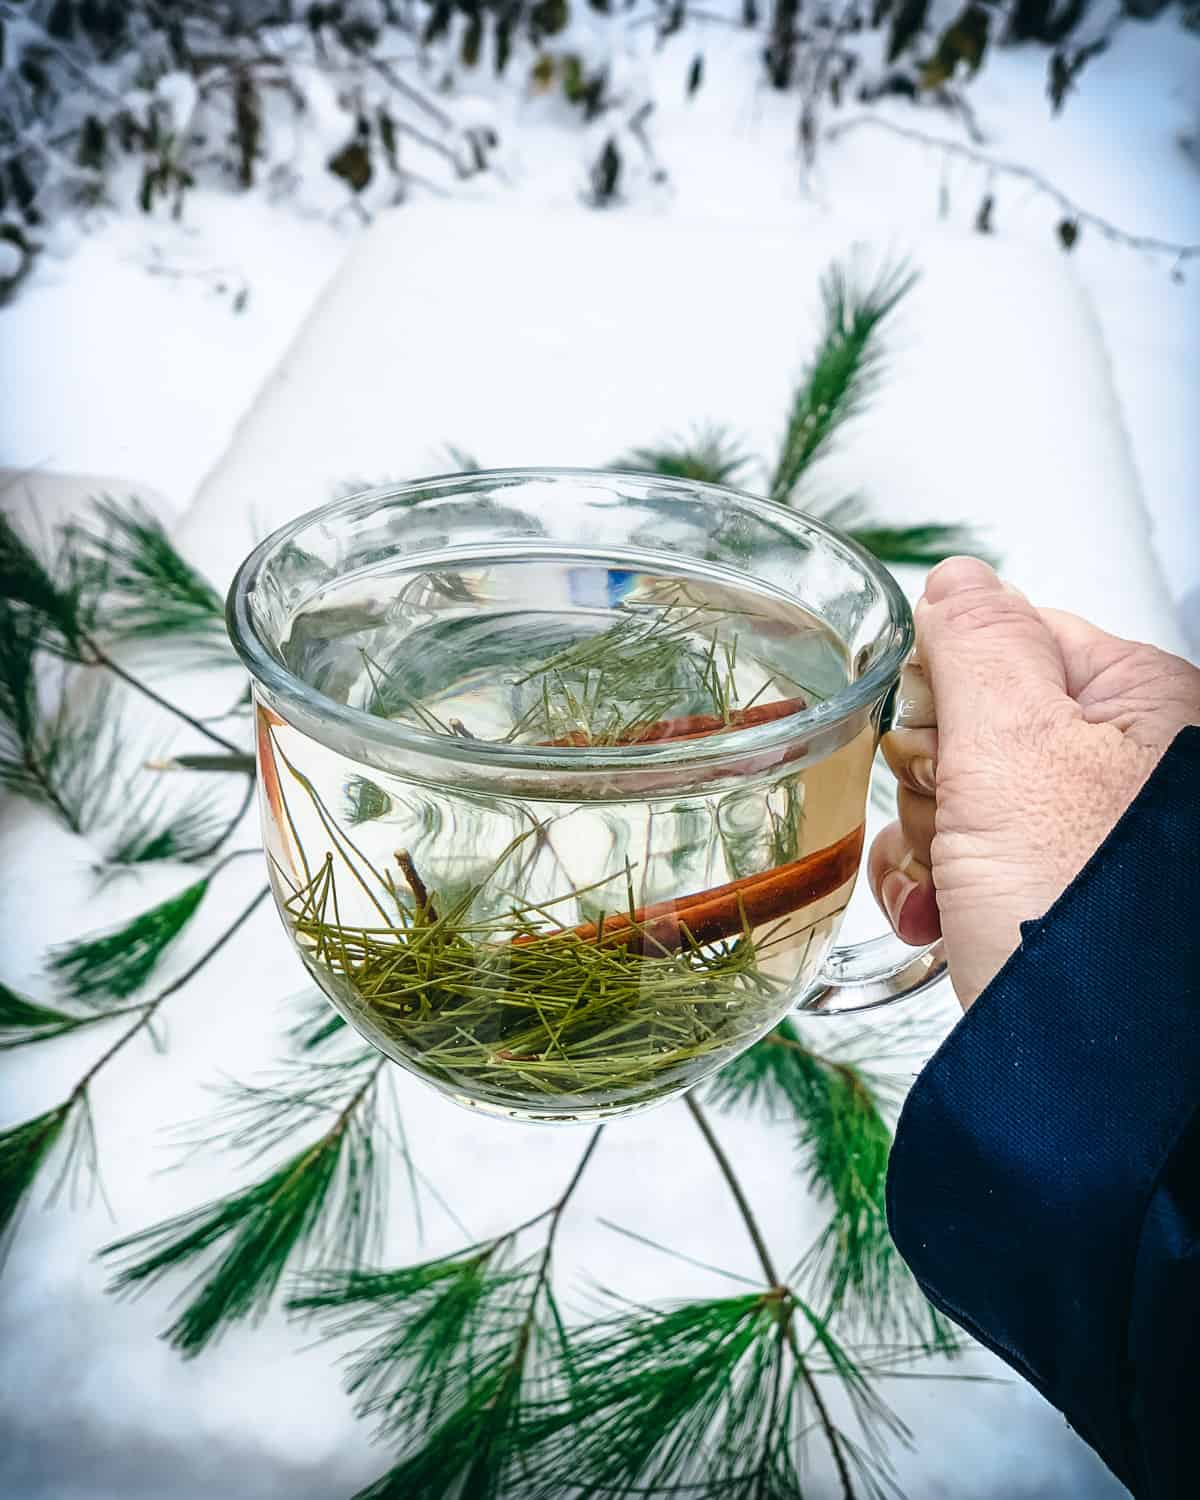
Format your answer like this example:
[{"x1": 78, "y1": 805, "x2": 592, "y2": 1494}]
[{"x1": 1, "y1": 12, "x2": 1197, "y2": 1500}]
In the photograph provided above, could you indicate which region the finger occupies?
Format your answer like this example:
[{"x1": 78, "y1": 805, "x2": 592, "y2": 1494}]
[
  {"x1": 893, "y1": 658, "x2": 936, "y2": 730},
  {"x1": 868, "y1": 820, "x2": 942, "y2": 947},
  {"x1": 897, "y1": 784, "x2": 936, "y2": 868},
  {"x1": 916, "y1": 557, "x2": 1072, "y2": 748},
  {"x1": 880, "y1": 726, "x2": 939, "y2": 795}
]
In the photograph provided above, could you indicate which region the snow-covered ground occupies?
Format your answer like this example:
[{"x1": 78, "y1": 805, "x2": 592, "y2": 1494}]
[{"x1": 1, "y1": 9, "x2": 1197, "y2": 644}]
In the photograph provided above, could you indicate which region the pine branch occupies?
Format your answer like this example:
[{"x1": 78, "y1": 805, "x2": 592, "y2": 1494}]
[
  {"x1": 49, "y1": 875, "x2": 213, "y2": 1005},
  {"x1": 0, "y1": 513, "x2": 93, "y2": 659},
  {"x1": 0, "y1": 603, "x2": 126, "y2": 832},
  {"x1": 102, "y1": 785, "x2": 232, "y2": 871},
  {"x1": 0, "y1": 508, "x2": 244, "y2": 754},
  {"x1": 103, "y1": 1051, "x2": 388, "y2": 1356},
  {"x1": 64, "y1": 497, "x2": 229, "y2": 655},
  {"x1": 612, "y1": 426, "x2": 754, "y2": 487},
  {"x1": 708, "y1": 1023, "x2": 954, "y2": 1351},
  {"x1": 685, "y1": 1094, "x2": 861, "y2": 1500},
  {"x1": 291, "y1": 1128, "x2": 604, "y2": 1499},
  {"x1": 0, "y1": 1102, "x2": 74, "y2": 1256},
  {"x1": 287, "y1": 991, "x2": 349, "y2": 1052},
  {"x1": 770, "y1": 261, "x2": 917, "y2": 503},
  {"x1": 811, "y1": 497, "x2": 995, "y2": 569},
  {"x1": 525, "y1": 1290, "x2": 801, "y2": 1499},
  {"x1": 0, "y1": 979, "x2": 125, "y2": 1051},
  {"x1": 0, "y1": 884, "x2": 269, "y2": 1267}
]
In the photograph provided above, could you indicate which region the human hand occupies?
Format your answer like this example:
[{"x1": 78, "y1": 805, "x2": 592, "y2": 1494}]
[{"x1": 869, "y1": 557, "x2": 1200, "y2": 1009}]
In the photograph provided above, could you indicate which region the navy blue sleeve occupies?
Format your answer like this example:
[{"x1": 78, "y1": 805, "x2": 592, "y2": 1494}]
[{"x1": 887, "y1": 726, "x2": 1200, "y2": 1500}]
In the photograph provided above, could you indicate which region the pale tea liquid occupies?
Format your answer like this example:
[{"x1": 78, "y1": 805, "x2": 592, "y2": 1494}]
[{"x1": 261, "y1": 556, "x2": 874, "y2": 1119}]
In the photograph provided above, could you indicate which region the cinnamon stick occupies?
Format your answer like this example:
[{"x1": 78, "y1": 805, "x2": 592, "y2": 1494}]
[
  {"x1": 514, "y1": 823, "x2": 864, "y2": 956},
  {"x1": 539, "y1": 695, "x2": 807, "y2": 749}
]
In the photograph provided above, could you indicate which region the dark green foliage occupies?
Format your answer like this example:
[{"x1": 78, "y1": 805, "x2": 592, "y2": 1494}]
[
  {"x1": 103, "y1": 788, "x2": 228, "y2": 870},
  {"x1": 0, "y1": 512, "x2": 94, "y2": 658},
  {"x1": 0, "y1": 981, "x2": 102, "y2": 1051},
  {"x1": 289, "y1": 1242, "x2": 533, "y2": 1440},
  {"x1": 710, "y1": 1021, "x2": 951, "y2": 1348},
  {"x1": 611, "y1": 426, "x2": 753, "y2": 486},
  {"x1": 770, "y1": 261, "x2": 918, "y2": 503},
  {"x1": 0, "y1": 1101, "x2": 72, "y2": 1252},
  {"x1": 65, "y1": 498, "x2": 226, "y2": 653},
  {"x1": 287, "y1": 992, "x2": 349, "y2": 1051},
  {"x1": 0, "y1": 604, "x2": 123, "y2": 830},
  {"x1": 887, "y1": 0, "x2": 930, "y2": 61},
  {"x1": 590, "y1": 137, "x2": 621, "y2": 205},
  {"x1": 301, "y1": 1242, "x2": 558, "y2": 1500},
  {"x1": 329, "y1": 133, "x2": 374, "y2": 194},
  {"x1": 527, "y1": 1292, "x2": 800, "y2": 1498},
  {"x1": 103, "y1": 1056, "x2": 386, "y2": 1355},
  {"x1": 848, "y1": 521, "x2": 994, "y2": 567},
  {"x1": 343, "y1": 775, "x2": 393, "y2": 826},
  {"x1": 50, "y1": 876, "x2": 211, "y2": 1003},
  {"x1": 814, "y1": 498, "x2": 996, "y2": 567},
  {"x1": 919, "y1": 3, "x2": 990, "y2": 89}
]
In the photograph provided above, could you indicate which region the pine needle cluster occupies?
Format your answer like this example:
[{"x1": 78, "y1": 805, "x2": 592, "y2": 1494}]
[
  {"x1": 600, "y1": 259, "x2": 993, "y2": 572},
  {"x1": 710, "y1": 1018, "x2": 956, "y2": 1352},
  {"x1": 102, "y1": 1049, "x2": 392, "y2": 1356}
]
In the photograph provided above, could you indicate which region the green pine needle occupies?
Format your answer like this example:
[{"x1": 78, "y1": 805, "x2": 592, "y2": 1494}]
[
  {"x1": 0, "y1": 603, "x2": 124, "y2": 832},
  {"x1": 0, "y1": 1095, "x2": 99, "y2": 1256},
  {"x1": 289, "y1": 1242, "x2": 533, "y2": 1443},
  {"x1": 0, "y1": 1104, "x2": 71, "y2": 1251},
  {"x1": 612, "y1": 426, "x2": 754, "y2": 487},
  {"x1": 287, "y1": 992, "x2": 349, "y2": 1051},
  {"x1": 50, "y1": 876, "x2": 211, "y2": 1004},
  {"x1": 710, "y1": 1021, "x2": 948, "y2": 1349},
  {"x1": 813, "y1": 496, "x2": 996, "y2": 569},
  {"x1": 104, "y1": 788, "x2": 228, "y2": 870},
  {"x1": 0, "y1": 513, "x2": 92, "y2": 658},
  {"x1": 770, "y1": 261, "x2": 917, "y2": 502},
  {"x1": 103, "y1": 1059, "x2": 386, "y2": 1356},
  {"x1": 848, "y1": 522, "x2": 995, "y2": 568},
  {"x1": 526, "y1": 1291, "x2": 802, "y2": 1499},
  {"x1": 0, "y1": 981, "x2": 100, "y2": 1051},
  {"x1": 65, "y1": 498, "x2": 227, "y2": 654}
]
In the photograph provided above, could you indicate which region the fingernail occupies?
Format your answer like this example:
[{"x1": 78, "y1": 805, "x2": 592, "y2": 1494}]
[
  {"x1": 880, "y1": 868, "x2": 917, "y2": 934},
  {"x1": 924, "y1": 556, "x2": 1001, "y2": 604},
  {"x1": 911, "y1": 756, "x2": 936, "y2": 794}
]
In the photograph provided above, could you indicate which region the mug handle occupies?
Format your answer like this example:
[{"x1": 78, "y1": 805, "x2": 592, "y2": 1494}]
[{"x1": 795, "y1": 657, "x2": 947, "y2": 1017}]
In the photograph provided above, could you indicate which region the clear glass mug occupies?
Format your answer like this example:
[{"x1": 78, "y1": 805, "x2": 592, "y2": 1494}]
[{"x1": 227, "y1": 470, "x2": 943, "y2": 1122}]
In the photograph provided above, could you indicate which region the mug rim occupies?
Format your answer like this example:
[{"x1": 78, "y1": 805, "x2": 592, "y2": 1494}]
[{"x1": 225, "y1": 467, "x2": 914, "y2": 773}]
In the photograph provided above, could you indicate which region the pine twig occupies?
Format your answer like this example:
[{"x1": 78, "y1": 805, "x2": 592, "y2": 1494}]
[
  {"x1": 103, "y1": 1049, "x2": 389, "y2": 1355},
  {"x1": 770, "y1": 259, "x2": 917, "y2": 503},
  {"x1": 825, "y1": 115, "x2": 1200, "y2": 265},
  {"x1": 685, "y1": 1093, "x2": 859, "y2": 1500},
  {"x1": 291, "y1": 1129, "x2": 604, "y2": 1498},
  {"x1": 0, "y1": 885, "x2": 269, "y2": 1262}
]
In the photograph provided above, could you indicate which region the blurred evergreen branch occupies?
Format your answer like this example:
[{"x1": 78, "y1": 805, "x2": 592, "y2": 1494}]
[
  {"x1": 103, "y1": 1048, "x2": 396, "y2": 1356},
  {"x1": 0, "y1": 884, "x2": 269, "y2": 1261},
  {"x1": 606, "y1": 260, "x2": 994, "y2": 572},
  {"x1": 289, "y1": 1128, "x2": 604, "y2": 1500},
  {"x1": 612, "y1": 426, "x2": 754, "y2": 487},
  {"x1": 710, "y1": 1019, "x2": 955, "y2": 1352},
  {"x1": 770, "y1": 261, "x2": 917, "y2": 503}
]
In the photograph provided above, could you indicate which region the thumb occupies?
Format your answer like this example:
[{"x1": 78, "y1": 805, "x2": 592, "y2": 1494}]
[{"x1": 916, "y1": 557, "x2": 1069, "y2": 747}]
